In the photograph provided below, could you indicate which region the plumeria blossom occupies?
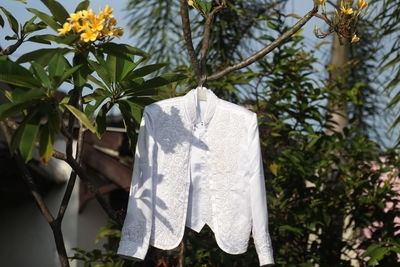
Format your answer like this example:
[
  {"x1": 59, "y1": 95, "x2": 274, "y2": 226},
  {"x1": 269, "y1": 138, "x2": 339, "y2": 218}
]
[
  {"x1": 340, "y1": 4, "x2": 353, "y2": 15},
  {"x1": 351, "y1": 33, "x2": 360, "y2": 43},
  {"x1": 57, "y1": 22, "x2": 72, "y2": 35},
  {"x1": 57, "y1": 5, "x2": 123, "y2": 43},
  {"x1": 358, "y1": 0, "x2": 368, "y2": 9}
]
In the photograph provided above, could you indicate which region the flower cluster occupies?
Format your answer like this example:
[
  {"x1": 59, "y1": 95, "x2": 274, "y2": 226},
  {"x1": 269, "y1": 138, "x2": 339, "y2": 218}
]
[
  {"x1": 57, "y1": 5, "x2": 124, "y2": 43},
  {"x1": 316, "y1": 0, "x2": 368, "y2": 43}
]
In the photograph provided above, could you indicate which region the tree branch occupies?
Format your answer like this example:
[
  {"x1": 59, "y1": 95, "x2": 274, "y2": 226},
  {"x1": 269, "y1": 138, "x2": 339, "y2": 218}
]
[
  {"x1": 198, "y1": 0, "x2": 227, "y2": 81},
  {"x1": 64, "y1": 155, "x2": 122, "y2": 225},
  {"x1": 206, "y1": 4, "x2": 319, "y2": 81},
  {"x1": 180, "y1": 0, "x2": 201, "y2": 79},
  {"x1": 0, "y1": 38, "x2": 24, "y2": 55},
  {"x1": 56, "y1": 94, "x2": 84, "y2": 223}
]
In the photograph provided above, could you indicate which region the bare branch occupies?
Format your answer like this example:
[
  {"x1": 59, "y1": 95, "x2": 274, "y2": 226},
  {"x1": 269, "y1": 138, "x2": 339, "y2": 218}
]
[
  {"x1": 180, "y1": 0, "x2": 201, "y2": 79},
  {"x1": 313, "y1": 13, "x2": 333, "y2": 25},
  {"x1": 13, "y1": 150, "x2": 55, "y2": 223},
  {"x1": 57, "y1": 94, "x2": 84, "y2": 222},
  {"x1": 198, "y1": 0, "x2": 227, "y2": 80},
  {"x1": 0, "y1": 38, "x2": 24, "y2": 55},
  {"x1": 206, "y1": 4, "x2": 319, "y2": 81},
  {"x1": 65, "y1": 155, "x2": 122, "y2": 225}
]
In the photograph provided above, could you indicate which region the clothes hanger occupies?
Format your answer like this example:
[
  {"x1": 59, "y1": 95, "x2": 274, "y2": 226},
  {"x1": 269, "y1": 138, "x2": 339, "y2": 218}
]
[{"x1": 197, "y1": 74, "x2": 208, "y2": 101}]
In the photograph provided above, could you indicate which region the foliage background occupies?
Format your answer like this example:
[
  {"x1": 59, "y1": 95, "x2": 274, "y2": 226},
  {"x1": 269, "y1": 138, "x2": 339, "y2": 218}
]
[{"x1": 1, "y1": 0, "x2": 399, "y2": 266}]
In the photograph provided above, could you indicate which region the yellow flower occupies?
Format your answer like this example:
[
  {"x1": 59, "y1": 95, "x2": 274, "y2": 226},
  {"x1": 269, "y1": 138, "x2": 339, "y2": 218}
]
[
  {"x1": 351, "y1": 34, "x2": 360, "y2": 43},
  {"x1": 358, "y1": 0, "x2": 368, "y2": 9},
  {"x1": 75, "y1": 20, "x2": 90, "y2": 32},
  {"x1": 90, "y1": 19, "x2": 105, "y2": 32},
  {"x1": 109, "y1": 18, "x2": 117, "y2": 26},
  {"x1": 97, "y1": 11, "x2": 106, "y2": 20},
  {"x1": 341, "y1": 7, "x2": 353, "y2": 15},
  {"x1": 80, "y1": 29, "x2": 98, "y2": 42},
  {"x1": 71, "y1": 21, "x2": 81, "y2": 32},
  {"x1": 103, "y1": 5, "x2": 114, "y2": 18},
  {"x1": 101, "y1": 27, "x2": 114, "y2": 36},
  {"x1": 340, "y1": 4, "x2": 353, "y2": 15},
  {"x1": 113, "y1": 28, "x2": 124, "y2": 38},
  {"x1": 57, "y1": 22, "x2": 72, "y2": 35},
  {"x1": 81, "y1": 8, "x2": 94, "y2": 19},
  {"x1": 188, "y1": 0, "x2": 195, "y2": 7},
  {"x1": 67, "y1": 12, "x2": 82, "y2": 23},
  {"x1": 318, "y1": 0, "x2": 327, "y2": 5}
]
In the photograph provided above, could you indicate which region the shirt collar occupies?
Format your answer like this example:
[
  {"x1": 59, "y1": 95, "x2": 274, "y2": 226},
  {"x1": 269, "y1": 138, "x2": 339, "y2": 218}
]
[{"x1": 183, "y1": 86, "x2": 219, "y2": 126}]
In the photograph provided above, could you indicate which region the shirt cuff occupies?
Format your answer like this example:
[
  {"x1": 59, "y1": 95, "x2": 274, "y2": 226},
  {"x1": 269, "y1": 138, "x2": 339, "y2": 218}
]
[
  {"x1": 117, "y1": 240, "x2": 148, "y2": 261},
  {"x1": 258, "y1": 253, "x2": 275, "y2": 266}
]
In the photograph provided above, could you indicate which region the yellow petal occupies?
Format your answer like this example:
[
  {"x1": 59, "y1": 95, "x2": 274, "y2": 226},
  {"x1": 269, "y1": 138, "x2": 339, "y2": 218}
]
[{"x1": 351, "y1": 34, "x2": 360, "y2": 43}]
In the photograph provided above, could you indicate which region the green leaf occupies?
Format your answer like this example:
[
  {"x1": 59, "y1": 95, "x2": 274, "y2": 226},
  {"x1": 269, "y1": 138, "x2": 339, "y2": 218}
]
[
  {"x1": 105, "y1": 54, "x2": 117, "y2": 84},
  {"x1": 88, "y1": 59, "x2": 111, "y2": 86},
  {"x1": 115, "y1": 57, "x2": 137, "y2": 82},
  {"x1": 117, "y1": 100, "x2": 142, "y2": 124},
  {"x1": 26, "y1": 35, "x2": 52, "y2": 45},
  {"x1": 119, "y1": 101, "x2": 139, "y2": 152},
  {"x1": 0, "y1": 13, "x2": 4, "y2": 28},
  {"x1": 39, "y1": 124, "x2": 55, "y2": 163},
  {"x1": 16, "y1": 48, "x2": 70, "y2": 65},
  {"x1": 28, "y1": 34, "x2": 80, "y2": 45},
  {"x1": 98, "y1": 43, "x2": 149, "y2": 60},
  {"x1": 24, "y1": 21, "x2": 47, "y2": 34},
  {"x1": 10, "y1": 118, "x2": 27, "y2": 153},
  {"x1": 139, "y1": 73, "x2": 187, "y2": 90},
  {"x1": 31, "y1": 62, "x2": 51, "y2": 89},
  {"x1": 11, "y1": 87, "x2": 45, "y2": 103},
  {"x1": 63, "y1": 104, "x2": 97, "y2": 133},
  {"x1": 0, "y1": 6, "x2": 19, "y2": 34},
  {"x1": 363, "y1": 243, "x2": 390, "y2": 265},
  {"x1": 128, "y1": 63, "x2": 169, "y2": 79},
  {"x1": 40, "y1": 0, "x2": 69, "y2": 24},
  {"x1": 22, "y1": 15, "x2": 36, "y2": 33},
  {"x1": 95, "y1": 103, "x2": 110, "y2": 138},
  {"x1": 19, "y1": 114, "x2": 41, "y2": 163},
  {"x1": 72, "y1": 52, "x2": 92, "y2": 87},
  {"x1": 278, "y1": 225, "x2": 303, "y2": 236},
  {"x1": 87, "y1": 74, "x2": 108, "y2": 90},
  {"x1": 124, "y1": 96, "x2": 157, "y2": 108},
  {"x1": 59, "y1": 64, "x2": 83, "y2": 84},
  {"x1": 0, "y1": 60, "x2": 42, "y2": 88},
  {"x1": 48, "y1": 52, "x2": 66, "y2": 78},
  {"x1": 26, "y1": 7, "x2": 60, "y2": 31},
  {"x1": 5, "y1": 34, "x2": 18, "y2": 40},
  {"x1": 0, "y1": 101, "x2": 31, "y2": 121},
  {"x1": 74, "y1": 0, "x2": 90, "y2": 12}
]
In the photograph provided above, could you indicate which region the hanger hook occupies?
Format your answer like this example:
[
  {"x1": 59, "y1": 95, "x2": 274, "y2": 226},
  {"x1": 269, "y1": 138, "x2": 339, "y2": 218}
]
[{"x1": 198, "y1": 74, "x2": 207, "y2": 88}]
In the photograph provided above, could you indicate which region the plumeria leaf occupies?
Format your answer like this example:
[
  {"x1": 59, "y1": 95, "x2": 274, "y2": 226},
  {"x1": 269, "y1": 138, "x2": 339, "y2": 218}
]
[
  {"x1": 0, "y1": 6, "x2": 19, "y2": 34},
  {"x1": 40, "y1": 0, "x2": 69, "y2": 24},
  {"x1": 26, "y1": 7, "x2": 60, "y2": 31},
  {"x1": 63, "y1": 104, "x2": 97, "y2": 133}
]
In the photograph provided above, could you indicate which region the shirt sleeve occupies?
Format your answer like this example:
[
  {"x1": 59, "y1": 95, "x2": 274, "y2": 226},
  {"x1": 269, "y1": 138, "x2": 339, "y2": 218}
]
[
  {"x1": 248, "y1": 112, "x2": 275, "y2": 266},
  {"x1": 117, "y1": 105, "x2": 155, "y2": 261}
]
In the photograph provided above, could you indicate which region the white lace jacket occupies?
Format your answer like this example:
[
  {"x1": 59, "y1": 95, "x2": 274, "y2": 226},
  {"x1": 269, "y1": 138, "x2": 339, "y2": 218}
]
[{"x1": 117, "y1": 87, "x2": 274, "y2": 266}]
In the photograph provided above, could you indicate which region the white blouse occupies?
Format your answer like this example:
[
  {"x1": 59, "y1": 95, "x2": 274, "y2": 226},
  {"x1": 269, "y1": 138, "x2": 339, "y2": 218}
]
[{"x1": 117, "y1": 86, "x2": 275, "y2": 266}]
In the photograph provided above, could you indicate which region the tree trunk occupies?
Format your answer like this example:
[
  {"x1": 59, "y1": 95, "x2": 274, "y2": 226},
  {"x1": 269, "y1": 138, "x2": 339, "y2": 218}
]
[{"x1": 319, "y1": 3, "x2": 351, "y2": 263}]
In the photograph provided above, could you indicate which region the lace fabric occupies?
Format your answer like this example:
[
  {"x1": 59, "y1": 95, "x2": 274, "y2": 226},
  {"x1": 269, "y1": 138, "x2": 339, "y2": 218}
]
[{"x1": 117, "y1": 87, "x2": 275, "y2": 266}]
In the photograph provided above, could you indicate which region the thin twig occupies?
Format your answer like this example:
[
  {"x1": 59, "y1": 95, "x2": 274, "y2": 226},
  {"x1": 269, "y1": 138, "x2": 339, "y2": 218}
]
[
  {"x1": 313, "y1": 13, "x2": 333, "y2": 25},
  {"x1": 206, "y1": 4, "x2": 319, "y2": 81}
]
